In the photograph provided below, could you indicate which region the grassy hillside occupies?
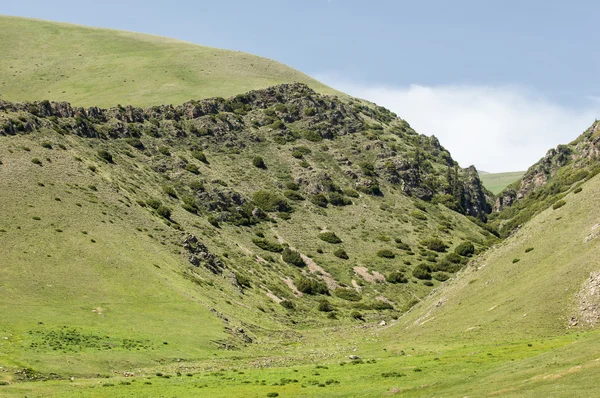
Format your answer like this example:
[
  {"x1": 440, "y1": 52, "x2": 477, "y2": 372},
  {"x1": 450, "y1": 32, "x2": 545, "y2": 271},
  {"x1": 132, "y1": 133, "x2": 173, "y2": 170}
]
[
  {"x1": 0, "y1": 15, "x2": 339, "y2": 107},
  {"x1": 479, "y1": 170, "x2": 525, "y2": 194}
]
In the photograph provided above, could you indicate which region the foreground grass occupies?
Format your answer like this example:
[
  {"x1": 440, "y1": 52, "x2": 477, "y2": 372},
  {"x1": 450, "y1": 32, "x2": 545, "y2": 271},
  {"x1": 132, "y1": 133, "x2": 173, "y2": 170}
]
[
  {"x1": 479, "y1": 171, "x2": 525, "y2": 194},
  {"x1": 0, "y1": 15, "x2": 339, "y2": 107},
  {"x1": 2, "y1": 330, "x2": 598, "y2": 397}
]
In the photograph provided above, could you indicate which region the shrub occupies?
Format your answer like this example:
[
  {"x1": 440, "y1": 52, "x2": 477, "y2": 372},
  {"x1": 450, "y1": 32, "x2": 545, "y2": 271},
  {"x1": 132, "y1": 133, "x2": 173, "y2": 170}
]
[
  {"x1": 252, "y1": 238, "x2": 283, "y2": 253},
  {"x1": 41, "y1": 141, "x2": 53, "y2": 149},
  {"x1": 552, "y1": 200, "x2": 566, "y2": 210},
  {"x1": 304, "y1": 107, "x2": 316, "y2": 116},
  {"x1": 412, "y1": 264, "x2": 432, "y2": 280},
  {"x1": 377, "y1": 249, "x2": 395, "y2": 259},
  {"x1": 433, "y1": 272, "x2": 449, "y2": 282},
  {"x1": 31, "y1": 158, "x2": 42, "y2": 165},
  {"x1": 207, "y1": 216, "x2": 220, "y2": 228},
  {"x1": 146, "y1": 198, "x2": 162, "y2": 209},
  {"x1": 125, "y1": 137, "x2": 144, "y2": 149},
  {"x1": 304, "y1": 130, "x2": 323, "y2": 142},
  {"x1": 156, "y1": 205, "x2": 171, "y2": 219},
  {"x1": 163, "y1": 186, "x2": 178, "y2": 198},
  {"x1": 351, "y1": 311, "x2": 364, "y2": 321},
  {"x1": 253, "y1": 190, "x2": 290, "y2": 212},
  {"x1": 372, "y1": 301, "x2": 393, "y2": 310},
  {"x1": 282, "y1": 248, "x2": 306, "y2": 267},
  {"x1": 310, "y1": 193, "x2": 328, "y2": 208},
  {"x1": 295, "y1": 277, "x2": 328, "y2": 295},
  {"x1": 270, "y1": 120, "x2": 285, "y2": 130},
  {"x1": 284, "y1": 190, "x2": 304, "y2": 201},
  {"x1": 574, "y1": 187, "x2": 583, "y2": 194},
  {"x1": 445, "y1": 252, "x2": 462, "y2": 264},
  {"x1": 411, "y1": 210, "x2": 427, "y2": 220},
  {"x1": 328, "y1": 192, "x2": 351, "y2": 206},
  {"x1": 343, "y1": 188, "x2": 360, "y2": 198},
  {"x1": 422, "y1": 238, "x2": 447, "y2": 252},
  {"x1": 98, "y1": 150, "x2": 113, "y2": 163},
  {"x1": 525, "y1": 247, "x2": 534, "y2": 253},
  {"x1": 512, "y1": 258, "x2": 520, "y2": 263},
  {"x1": 280, "y1": 300, "x2": 294, "y2": 310},
  {"x1": 192, "y1": 150, "x2": 207, "y2": 163},
  {"x1": 423, "y1": 280, "x2": 434, "y2": 286},
  {"x1": 267, "y1": 392, "x2": 279, "y2": 397},
  {"x1": 386, "y1": 271, "x2": 408, "y2": 284},
  {"x1": 333, "y1": 248, "x2": 349, "y2": 259},
  {"x1": 285, "y1": 181, "x2": 300, "y2": 191},
  {"x1": 334, "y1": 288, "x2": 361, "y2": 301},
  {"x1": 454, "y1": 241, "x2": 475, "y2": 256},
  {"x1": 317, "y1": 300, "x2": 334, "y2": 312},
  {"x1": 158, "y1": 146, "x2": 171, "y2": 156},
  {"x1": 253, "y1": 156, "x2": 266, "y2": 169},
  {"x1": 319, "y1": 231, "x2": 342, "y2": 244},
  {"x1": 189, "y1": 180, "x2": 204, "y2": 191},
  {"x1": 185, "y1": 163, "x2": 200, "y2": 174},
  {"x1": 359, "y1": 162, "x2": 376, "y2": 177}
]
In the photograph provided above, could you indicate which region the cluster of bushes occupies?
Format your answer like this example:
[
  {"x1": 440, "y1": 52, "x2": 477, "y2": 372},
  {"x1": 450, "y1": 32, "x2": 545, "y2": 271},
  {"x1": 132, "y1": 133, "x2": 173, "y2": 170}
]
[
  {"x1": 334, "y1": 288, "x2": 361, "y2": 301},
  {"x1": 386, "y1": 271, "x2": 408, "y2": 284},
  {"x1": 377, "y1": 249, "x2": 395, "y2": 259},
  {"x1": 421, "y1": 237, "x2": 447, "y2": 252},
  {"x1": 253, "y1": 191, "x2": 290, "y2": 212},
  {"x1": 252, "y1": 238, "x2": 283, "y2": 253},
  {"x1": 295, "y1": 277, "x2": 328, "y2": 295},
  {"x1": 282, "y1": 248, "x2": 305, "y2": 267}
]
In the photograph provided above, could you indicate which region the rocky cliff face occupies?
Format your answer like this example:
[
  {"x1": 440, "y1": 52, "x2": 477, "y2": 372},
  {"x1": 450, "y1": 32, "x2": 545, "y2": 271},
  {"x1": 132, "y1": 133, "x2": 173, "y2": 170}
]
[{"x1": 494, "y1": 120, "x2": 600, "y2": 213}]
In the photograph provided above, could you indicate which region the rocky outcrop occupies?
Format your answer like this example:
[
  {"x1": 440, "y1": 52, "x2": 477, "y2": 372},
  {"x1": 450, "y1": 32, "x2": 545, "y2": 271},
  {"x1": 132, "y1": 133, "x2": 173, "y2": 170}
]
[{"x1": 183, "y1": 235, "x2": 225, "y2": 274}]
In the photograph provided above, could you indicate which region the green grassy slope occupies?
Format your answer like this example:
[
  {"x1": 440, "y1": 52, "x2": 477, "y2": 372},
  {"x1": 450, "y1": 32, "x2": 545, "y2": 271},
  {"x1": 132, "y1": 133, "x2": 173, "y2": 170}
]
[
  {"x1": 0, "y1": 15, "x2": 338, "y2": 107},
  {"x1": 393, "y1": 171, "x2": 600, "y2": 344},
  {"x1": 479, "y1": 170, "x2": 525, "y2": 194}
]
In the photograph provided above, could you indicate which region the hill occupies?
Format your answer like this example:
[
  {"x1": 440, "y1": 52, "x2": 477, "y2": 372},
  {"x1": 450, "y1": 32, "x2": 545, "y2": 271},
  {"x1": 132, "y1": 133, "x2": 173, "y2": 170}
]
[
  {"x1": 479, "y1": 170, "x2": 525, "y2": 194},
  {"x1": 0, "y1": 83, "x2": 498, "y2": 392},
  {"x1": 0, "y1": 15, "x2": 339, "y2": 108}
]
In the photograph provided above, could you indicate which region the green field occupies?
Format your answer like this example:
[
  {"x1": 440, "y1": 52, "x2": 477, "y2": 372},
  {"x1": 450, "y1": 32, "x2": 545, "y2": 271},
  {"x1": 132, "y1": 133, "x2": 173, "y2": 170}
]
[
  {"x1": 479, "y1": 170, "x2": 525, "y2": 194},
  {"x1": 0, "y1": 16, "x2": 339, "y2": 108}
]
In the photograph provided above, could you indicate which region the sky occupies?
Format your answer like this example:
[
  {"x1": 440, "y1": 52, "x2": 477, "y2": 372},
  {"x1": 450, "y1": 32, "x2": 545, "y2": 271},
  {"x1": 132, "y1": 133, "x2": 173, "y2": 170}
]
[{"x1": 2, "y1": 0, "x2": 600, "y2": 172}]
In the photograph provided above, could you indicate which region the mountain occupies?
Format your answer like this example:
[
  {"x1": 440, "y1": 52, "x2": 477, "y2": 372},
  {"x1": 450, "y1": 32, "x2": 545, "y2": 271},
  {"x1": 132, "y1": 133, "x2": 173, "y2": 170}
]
[{"x1": 0, "y1": 15, "x2": 339, "y2": 108}]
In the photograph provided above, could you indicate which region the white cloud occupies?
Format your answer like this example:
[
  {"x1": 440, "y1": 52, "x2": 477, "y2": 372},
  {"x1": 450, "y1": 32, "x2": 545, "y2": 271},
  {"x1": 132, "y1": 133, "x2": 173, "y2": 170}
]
[{"x1": 317, "y1": 75, "x2": 600, "y2": 172}]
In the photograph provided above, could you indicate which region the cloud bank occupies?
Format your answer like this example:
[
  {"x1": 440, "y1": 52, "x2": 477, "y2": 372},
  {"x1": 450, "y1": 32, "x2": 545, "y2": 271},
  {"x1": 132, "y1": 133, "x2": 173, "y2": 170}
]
[{"x1": 318, "y1": 76, "x2": 600, "y2": 172}]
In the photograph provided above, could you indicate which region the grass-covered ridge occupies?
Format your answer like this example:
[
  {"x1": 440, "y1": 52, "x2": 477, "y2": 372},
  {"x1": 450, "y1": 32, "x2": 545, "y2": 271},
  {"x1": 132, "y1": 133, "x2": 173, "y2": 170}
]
[{"x1": 0, "y1": 15, "x2": 339, "y2": 107}]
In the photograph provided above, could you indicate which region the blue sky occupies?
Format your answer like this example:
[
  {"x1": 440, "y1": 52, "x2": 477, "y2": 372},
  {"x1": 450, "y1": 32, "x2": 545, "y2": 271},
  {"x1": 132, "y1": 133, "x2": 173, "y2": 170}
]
[{"x1": 3, "y1": 0, "x2": 600, "y2": 171}]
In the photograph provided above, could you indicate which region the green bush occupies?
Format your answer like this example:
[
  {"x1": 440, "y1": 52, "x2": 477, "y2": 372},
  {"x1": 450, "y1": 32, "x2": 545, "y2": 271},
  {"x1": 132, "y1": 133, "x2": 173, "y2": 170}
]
[
  {"x1": 189, "y1": 180, "x2": 205, "y2": 191},
  {"x1": 285, "y1": 181, "x2": 300, "y2": 191},
  {"x1": 433, "y1": 272, "x2": 449, "y2": 282},
  {"x1": 163, "y1": 186, "x2": 178, "y2": 198},
  {"x1": 412, "y1": 264, "x2": 432, "y2": 280},
  {"x1": 282, "y1": 248, "x2": 306, "y2": 267},
  {"x1": 377, "y1": 249, "x2": 395, "y2": 259},
  {"x1": 252, "y1": 238, "x2": 283, "y2": 253},
  {"x1": 371, "y1": 301, "x2": 393, "y2": 310},
  {"x1": 280, "y1": 300, "x2": 294, "y2": 310},
  {"x1": 158, "y1": 146, "x2": 171, "y2": 156},
  {"x1": 185, "y1": 163, "x2": 200, "y2": 174},
  {"x1": 207, "y1": 216, "x2": 220, "y2": 228},
  {"x1": 304, "y1": 107, "x2": 316, "y2": 116},
  {"x1": 295, "y1": 277, "x2": 328, "y2": 295},
  {"x1": 310, "y1": 193, "x2": 329, "y2": 208},
  {"x1": 334, "y1": 289, "x2": 361, "y2": 301},
  {"x1": 317, "y1": 300, "x2": 334, "y2": 312},
  {"x1": 41, "y1": 141, "x2": 53, "y2": 149},
  {"x1": 525, "y1": 247, "x2": 534, "y2": 253},
  {"x1": 574, "y1": 187, "x2": 583, "y2": 194},
  {"x1": 552, "y1": 200, "x2": 566, "y2": 210},
  {"x1": 351, "y1": 311, "x2": 364, "y2": 321},
  {"x1": 146, "y1": 198, "x2": 162, "y2": 209},
  {"x1": 31, "y1": 158, "x2": 42, "y2": 165},
  {"x1": 125, "y1": 137, "x2": 144, "y2": 149},
  {"x1": 284, "y1": 190, "x2": 304, "y2": 201},
  {"x1": 192, "y1": 150, "x2": 208, "y2": 163},
  {"x1": 343, "y1": 188, "x2": 360, "y2": 198},
  {"x1": 319, "y1": 231, "x2": 342, "y2": 244},
  {"x1": 410, "y1": 210, "x2": 427, "y2": 220},
  {"x1": 267, "y1": 392, "x2": 279, "y2": 397},
  {"x1": 454, "y1": 241, "x2": 475, "y2": 256},
  {"x1": 253, "y1": 156, "x2": 266, "y2": 169},
  {"x1": 253, "y1": 190, "x2": 290, "y2": 212},
  {"x1": 386, "y1": 271, "x2": 408, "y2": 284},
  {"x1": 328, "y1": 192, "x2": 352, "y2": 206},
  {"x1": 359, "y1": 162, "x2": 376, "y2": 177},
  {"x1": 445, "y1": 252, "x2": 462, "y2": 264},
  {"x1": 156, "y1": 205, "x2": 171, "y2": 219},
  {"x1": 333, "y1": 248, "x2": 349, "y2": 260},
  {"x1": 304, "y1": 130, "x2": 323, "y2": 142},
  {"x1": 512, "y1": 258, "x2": 520, "y2": 263},
  {"x1": 422, "y1": 238, "x2": 447, "y2": 252},
  {"x1": 97, "y1": 150, "x2": 113, "y2": 163}
]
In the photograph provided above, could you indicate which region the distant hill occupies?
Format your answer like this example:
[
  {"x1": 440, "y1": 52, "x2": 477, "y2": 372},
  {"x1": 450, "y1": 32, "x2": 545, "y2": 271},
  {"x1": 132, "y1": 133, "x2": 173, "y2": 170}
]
[
  {"x1": 478, "y1": 170, "x2": 525, "y2": 194},
  {"x1": 0, "y1": 15, "x2": 339, "y2": 108}
]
